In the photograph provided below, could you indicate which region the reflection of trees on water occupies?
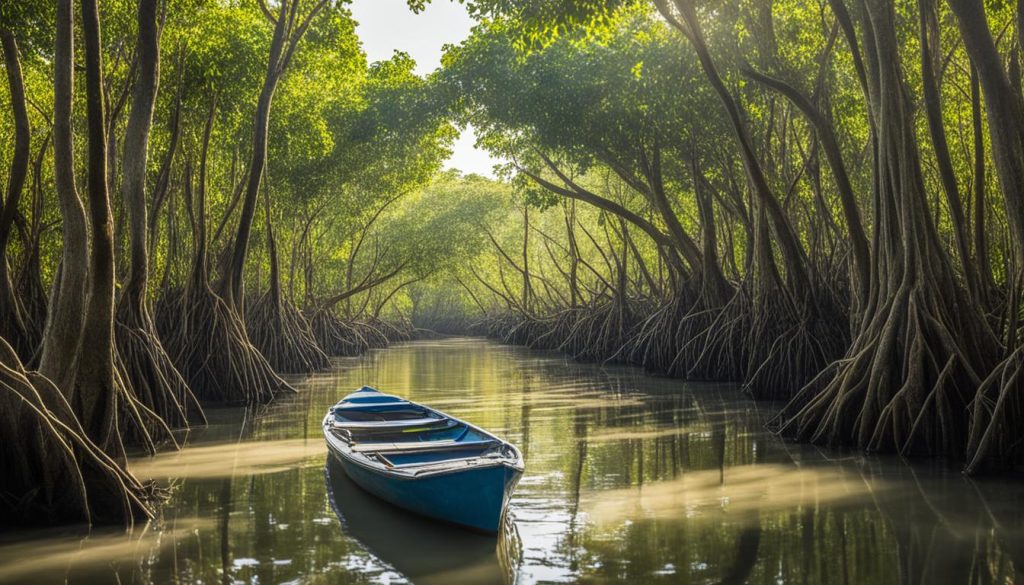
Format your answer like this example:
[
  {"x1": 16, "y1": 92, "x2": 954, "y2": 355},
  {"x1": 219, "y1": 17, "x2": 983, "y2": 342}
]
[
  {"x1": 717, "y1": 520, "x2": 762, "y2": 585},
  {"x1": 861, "y1": 465, "x2": 1023, "y2": 584},
  {"x1": 567, "y1": 408, "x2": 590, "y2": 572},
  {"x1": 219, "y1": 477, "x2": 232, "y2": 585},
  {"x1": 544, "y1": 367, "x2": 1022, "y2": 584}
]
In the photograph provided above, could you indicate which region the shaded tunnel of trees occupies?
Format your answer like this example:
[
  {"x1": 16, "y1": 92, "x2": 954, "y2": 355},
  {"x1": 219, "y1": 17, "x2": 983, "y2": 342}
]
[{"x1": 0, "y1": 0, "x2": 1022, "y2": 527}]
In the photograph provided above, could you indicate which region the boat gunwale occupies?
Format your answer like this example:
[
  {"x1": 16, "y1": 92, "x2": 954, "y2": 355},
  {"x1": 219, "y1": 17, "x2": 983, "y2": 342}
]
[
  {"x1": 348, "y1": 438, "x2": 501, "y2": 454},
  {"x1": 325, "y1": 427, "x2": 523, "y2": 479},
  {"x1": 321, "y1": 398, "x2": 524, "y2": 481},
  {"x1": 328, "y1": 415, "x2": 447, "y2": 430}
]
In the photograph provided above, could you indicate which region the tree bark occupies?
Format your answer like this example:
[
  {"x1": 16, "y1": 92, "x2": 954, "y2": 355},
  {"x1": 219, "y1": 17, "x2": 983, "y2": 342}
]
[
  {"x1": 970, "y1": 64, "x2": 994, "y2": 299},
  {"x1": 39, "y1": 0, "x2": 90, "y2": 394},
  {"x1": 221, "y1": 0, "x2": 330, "y2": 310},
  {"x1": 115, "y1": 0, "x2": 201, "y2": 430},
  {"x1": 692, "y1": 152, "x2": 731, "y2": 304},
  {"x1": 947, "y1": 0, "x2": 1024, "y2": 269},
  {"x1": 527, "y1": 167, "x2": 674, "y2": 246},
  {"x1": 76, "y1": 0, "x2": 123, "y2": 452},
  {"x1": 121, "y1": 0, "x2": 161, "y2": 315},
  {"x1": 778, "y1": 0, "x2": 996, "y2": 460},
  {"x1": 918, "y1": 0, "x2": 978, "y2": 299},
  {"x1": 522, "y1": 203, "x2": 532, "y2": 314},
  {"x1": 947, "y1": 0, "x2": 1024, "y2": 471},
  {"x1": 565, "y1": 200, "x2": 580, "y2": 307},
  {"x1": 0, "y1": 30, "x2": 33, "y2": 357}
]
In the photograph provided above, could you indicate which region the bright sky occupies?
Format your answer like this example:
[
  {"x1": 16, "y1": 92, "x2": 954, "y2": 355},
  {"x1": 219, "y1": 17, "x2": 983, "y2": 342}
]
[{"x1": 348, "y1": 0, "x2": 504, "y2": 178}]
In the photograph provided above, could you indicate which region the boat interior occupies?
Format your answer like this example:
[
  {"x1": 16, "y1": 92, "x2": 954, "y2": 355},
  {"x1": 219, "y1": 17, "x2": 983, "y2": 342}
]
[{"x1": 327, "y1": 389, "x2": 514, "y2": 467}]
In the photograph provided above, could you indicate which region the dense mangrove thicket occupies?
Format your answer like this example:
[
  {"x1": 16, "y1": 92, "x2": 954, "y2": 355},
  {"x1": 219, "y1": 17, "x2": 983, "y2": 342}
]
[
  {"x1": 0, "y1": 0, "x2": 490, "y2": 525},
  {"x1": 0, "y1": 0, "x2": 1022, "y2": 527},
  {"x1": 409, "y1": 0, "x2": 1024, "y2": 475}
]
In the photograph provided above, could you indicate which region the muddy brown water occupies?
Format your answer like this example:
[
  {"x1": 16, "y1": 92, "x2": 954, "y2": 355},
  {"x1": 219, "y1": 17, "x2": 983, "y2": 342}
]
[{"x1": 1, "y1": 338, "x2": 1022, "y2": 584}]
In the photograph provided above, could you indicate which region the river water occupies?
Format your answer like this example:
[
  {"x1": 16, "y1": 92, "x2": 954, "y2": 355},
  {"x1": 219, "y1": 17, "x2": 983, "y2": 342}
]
[{"x1": 1, "y1": 338, "x2": 1022, "y2": 584}]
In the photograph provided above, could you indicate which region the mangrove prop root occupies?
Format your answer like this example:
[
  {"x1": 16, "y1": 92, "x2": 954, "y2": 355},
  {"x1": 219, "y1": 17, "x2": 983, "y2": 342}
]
[
  {"x1": 309, "y1": 309, "x2": 368, "y2": 356},
  {"x1": 116, "y1": 302, "x2": 204, "y2": 431},
  {"x1": 0, "y1": 339, "x2": 151, "y2": 526},
  {"x1": 481, "y1": 284, "x2": 844, "y2": 405},
  {"x1": 353, "y1": 318, "x2": 399, "y2": 349},
  {"x1": 776, "y1": 284, "x2": 994, "y2": 460},
  {"x1": 965, "y1": 346, "x2": 1024, "y2": 472},
  {"x1": 738, "y1": 286, "x2": 847, "y2": 401},
  {"x1": 306, "y1": 310, "x2": 412, "y2": 357},
  {"x1": 246, "y1": 291, "x2": 329, "y2": 374},
  {"x1": 158, "y1": 285, "x2": 293, "y2": 403}
]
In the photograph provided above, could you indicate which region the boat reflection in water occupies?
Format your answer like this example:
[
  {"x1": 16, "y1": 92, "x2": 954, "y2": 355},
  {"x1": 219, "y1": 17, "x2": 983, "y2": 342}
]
[{"x1": 324, "y1": 457, "x2": 521, "y2": 585}]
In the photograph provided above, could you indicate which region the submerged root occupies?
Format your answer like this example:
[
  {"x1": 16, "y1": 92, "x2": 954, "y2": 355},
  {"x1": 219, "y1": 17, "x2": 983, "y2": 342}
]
[
  {"x1": 158, "y1": 286, "x2": 293, "y2": 404},
  {"x1": 246, "y1": 292, "x2": 329, "y2": 374},
  {"x1": 0, "y1": 339, "x2": 151, "y2": 526}
]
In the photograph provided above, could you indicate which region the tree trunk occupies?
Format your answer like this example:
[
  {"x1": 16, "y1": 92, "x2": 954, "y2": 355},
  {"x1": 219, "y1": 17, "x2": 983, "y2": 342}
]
[
  {"x1": 0, "y1": 339, "x2": 151, "y2": 526},
  {"x1": 116, "y1": 0, "x2": 201, "y2": 430},
  {"x1": 918, "y1": 0, "x2": 978, "y2": 299},
  {"x1": 522, "y1": 203, "x2": 532, "y2": 314},
  {"x1": 565, "y1": 200, "x2": 580, "y2": 308},
  {"x1": 947, "y1": 0, "x2": 1024, "y2": 268},
  {"x1": 121, "y1": 0, "x2": 160, "y2": 315},
  {"x1": 662, "y1": 0, "x2": 812, "y2": 298},
  {"x1": 76, "y1": 0, "x2": 126, "y2": 454},
  {"x1": 0, "y1": 30, "x2": 33, "y2": 358},
  {"x1": 970, "y1": 64, "x2": 994, "y2": 300},
  {"x1": 740, "y1": 68, "x2": 870, "y2": 304},
  {"x1": 246, "y1": 175, "x2": 329, "y2": 373},
  {"x1": 147, "y1": 83, "x2": 182, "y2": 261},
  {"x1": 778, "y1": 0, "x2": 996, "y2": 460},
  {"x1": 39, "y1": 0, "x2": 90, "y2": 395},
  {"x1": 947, "y1": 0, "x2": 1024, "y2": 471},
  {"x1": 691, "y1": 150, "x2": 732, "y2": 305},
  {"x1": 159, "y1": 95, "x2": 291, "y2": 404},
  {"x1": 221, "y1": 4, "x2": 289, "y2": 311}
]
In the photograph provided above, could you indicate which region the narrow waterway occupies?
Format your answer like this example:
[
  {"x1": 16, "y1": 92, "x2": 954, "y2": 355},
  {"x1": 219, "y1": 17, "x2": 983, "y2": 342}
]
[{"x1": 1, "y1": 338, "x2": 1022, "y2": 584}]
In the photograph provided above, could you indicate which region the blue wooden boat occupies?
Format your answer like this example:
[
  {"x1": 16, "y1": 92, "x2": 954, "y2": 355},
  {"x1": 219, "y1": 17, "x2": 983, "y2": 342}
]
[{"x1": 322, "y1": 386, "x2": 524, "y2": 533}]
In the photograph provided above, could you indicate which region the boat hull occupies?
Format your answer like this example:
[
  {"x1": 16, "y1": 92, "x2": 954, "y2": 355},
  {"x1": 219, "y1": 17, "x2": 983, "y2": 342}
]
[{"x1": 328, "y1": 445, "x2": 522, "y2": 534}]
